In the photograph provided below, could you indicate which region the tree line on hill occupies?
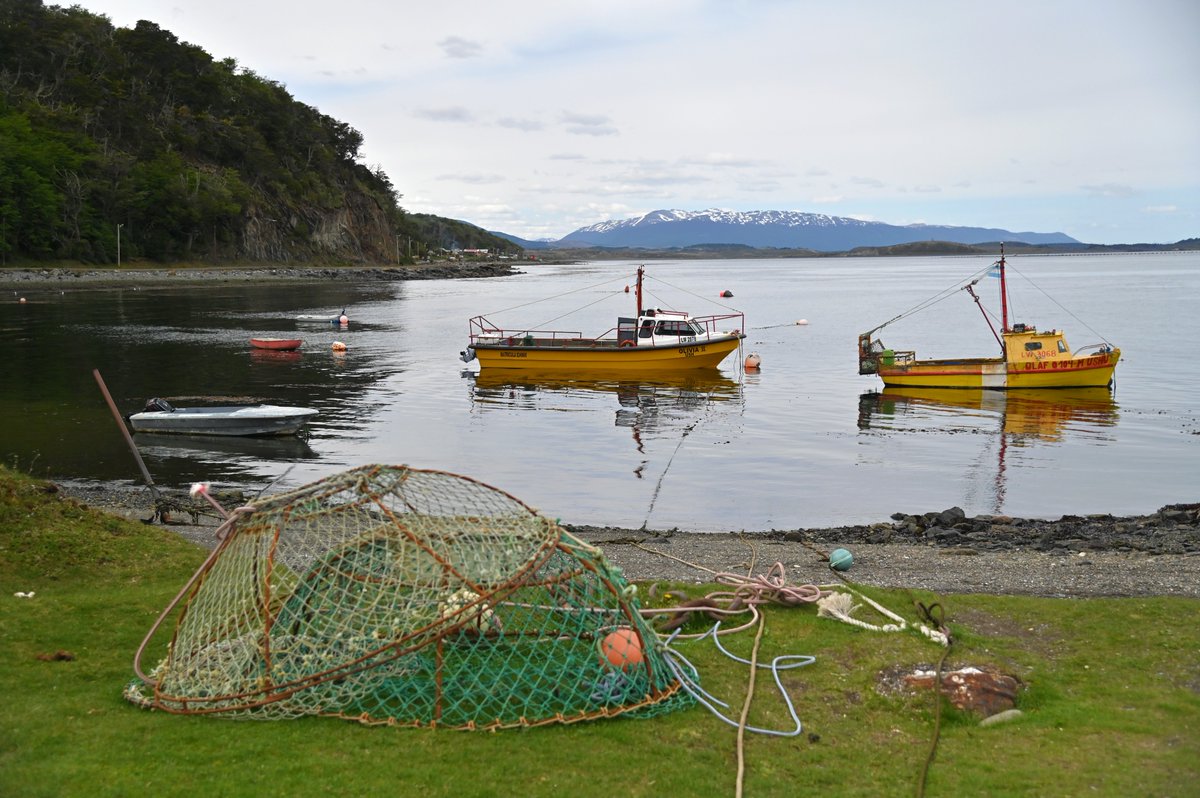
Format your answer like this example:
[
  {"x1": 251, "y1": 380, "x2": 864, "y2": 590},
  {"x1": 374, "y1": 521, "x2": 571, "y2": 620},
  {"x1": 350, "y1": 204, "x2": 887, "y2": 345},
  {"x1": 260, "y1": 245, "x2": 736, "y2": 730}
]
[{"x1": 0, "y1": 0, "x2": 518, "y2": 266}]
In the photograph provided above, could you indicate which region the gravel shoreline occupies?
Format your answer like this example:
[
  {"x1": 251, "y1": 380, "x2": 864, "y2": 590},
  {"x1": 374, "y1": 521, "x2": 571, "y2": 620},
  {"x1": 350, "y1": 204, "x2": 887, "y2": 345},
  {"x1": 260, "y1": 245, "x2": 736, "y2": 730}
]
[
  {"x1": 0, "y1": 261, "x2": 521, "y2": 288},
  {"x1": 58, "y1": 480, "x2": 1200, "y2": 599}
]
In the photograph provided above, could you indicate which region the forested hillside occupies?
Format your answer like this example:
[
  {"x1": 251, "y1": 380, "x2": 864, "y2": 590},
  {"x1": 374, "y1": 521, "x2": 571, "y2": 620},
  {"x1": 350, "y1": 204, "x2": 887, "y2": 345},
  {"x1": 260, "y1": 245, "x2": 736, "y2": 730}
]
[{"x1": 0, "y1": 0, "x2": 517, "y2": 265}]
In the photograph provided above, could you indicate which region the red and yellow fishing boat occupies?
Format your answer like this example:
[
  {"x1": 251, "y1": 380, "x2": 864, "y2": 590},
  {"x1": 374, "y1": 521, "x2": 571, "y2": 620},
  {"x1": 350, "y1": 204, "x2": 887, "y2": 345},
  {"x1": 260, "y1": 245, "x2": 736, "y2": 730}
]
[
  {"x1": 462, "y1": 266, "x2": 745, "y2": 373},
  {"x1": 858, "y1": 248, "x2": 1120, "y2": 389}
]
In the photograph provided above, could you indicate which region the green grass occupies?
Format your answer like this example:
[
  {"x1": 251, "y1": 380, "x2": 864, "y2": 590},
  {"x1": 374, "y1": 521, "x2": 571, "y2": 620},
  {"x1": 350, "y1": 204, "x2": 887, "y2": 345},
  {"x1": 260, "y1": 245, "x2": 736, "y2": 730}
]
[{"x1": 1, "y1": 465, "x2": 1197, "y2": 797}]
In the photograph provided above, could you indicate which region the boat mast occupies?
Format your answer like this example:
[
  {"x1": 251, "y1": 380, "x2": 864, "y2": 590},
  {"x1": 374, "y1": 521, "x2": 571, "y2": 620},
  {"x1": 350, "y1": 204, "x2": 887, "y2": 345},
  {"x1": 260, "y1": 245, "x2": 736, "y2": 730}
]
[
  {"x1": 998, "y1": 244, "x2": 1010, "y2": 333},
  {"x1": 636, "y1": 265, "x2": 644, "y2": 317}
]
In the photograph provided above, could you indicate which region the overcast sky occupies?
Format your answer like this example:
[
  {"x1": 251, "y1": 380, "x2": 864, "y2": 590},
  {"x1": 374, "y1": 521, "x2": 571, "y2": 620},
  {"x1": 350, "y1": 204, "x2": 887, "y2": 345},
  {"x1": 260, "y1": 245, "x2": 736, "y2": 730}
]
[{"x1": 72, "y1": 0, "x2": 1199, "y2": 244}]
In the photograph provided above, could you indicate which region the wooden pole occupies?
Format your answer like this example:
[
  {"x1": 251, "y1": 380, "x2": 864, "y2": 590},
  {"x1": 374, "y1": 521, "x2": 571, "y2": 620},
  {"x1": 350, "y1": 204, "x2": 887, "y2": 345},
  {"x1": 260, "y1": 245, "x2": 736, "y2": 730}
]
[{"x1": 92, "y1": 368, "x2": 159, "y2": 501}]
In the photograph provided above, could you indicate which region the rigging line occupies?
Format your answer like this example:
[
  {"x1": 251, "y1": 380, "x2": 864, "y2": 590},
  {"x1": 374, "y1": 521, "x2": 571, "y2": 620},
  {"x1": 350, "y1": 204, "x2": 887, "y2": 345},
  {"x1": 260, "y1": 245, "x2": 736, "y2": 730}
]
[
  {"x1": 649, "y1": 273, "x2": 745, "y2": 314},
  {"x1": 640, "y1": 419, "x2": 699, "y2": 530},
  {"x1": 527, "y1": 289, "x2": 624, "y2": 331},
  {"x1": 479, "y1": 270, "x2": 635, "y2": 318},
  {"x1": 867, "y1": 262, "x2": 996, "y2": 335},
  {"x1": 1003, "y1": 261, "x2": 1113, "y2": 344}
]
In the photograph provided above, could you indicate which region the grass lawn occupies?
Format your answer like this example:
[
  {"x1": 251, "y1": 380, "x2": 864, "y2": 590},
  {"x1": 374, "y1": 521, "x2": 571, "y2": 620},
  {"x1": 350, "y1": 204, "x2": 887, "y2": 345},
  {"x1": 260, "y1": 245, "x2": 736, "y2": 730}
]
[{"x1": 1, "y1": 466, "x2": 1196, "y2": 797}]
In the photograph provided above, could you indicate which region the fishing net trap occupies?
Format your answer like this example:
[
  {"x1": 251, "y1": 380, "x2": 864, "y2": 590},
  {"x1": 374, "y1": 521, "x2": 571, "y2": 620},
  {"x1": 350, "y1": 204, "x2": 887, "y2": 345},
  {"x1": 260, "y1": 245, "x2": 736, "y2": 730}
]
[{"x1": 125, "y1": 464, "x2": 692, "y2": 730}]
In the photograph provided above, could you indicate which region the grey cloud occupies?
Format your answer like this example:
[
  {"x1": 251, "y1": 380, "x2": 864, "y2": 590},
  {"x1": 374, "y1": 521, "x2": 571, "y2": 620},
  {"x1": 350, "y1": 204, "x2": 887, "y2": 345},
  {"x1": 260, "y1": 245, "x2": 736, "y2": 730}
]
[
  {"x1": 415, "y1": 107, "x2": 475, "y2": 123},
  {"x1": 566, "y1": 125, "x2": 619, "y2": 137},
  {"x1": 560, "y1": 111, "x2": 612, "y2": 127},
  {"x1": 438, "y1": 36, "x2": 484, "y2": 59}
]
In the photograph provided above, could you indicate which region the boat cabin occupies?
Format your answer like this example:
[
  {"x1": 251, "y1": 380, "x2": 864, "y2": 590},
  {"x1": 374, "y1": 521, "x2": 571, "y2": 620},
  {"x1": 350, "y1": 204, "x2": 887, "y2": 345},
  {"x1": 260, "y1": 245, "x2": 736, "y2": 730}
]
[
  {"x1": 1002, "y1": 324, "x2": 1072, "y2": 364},
  {"x1": 630, "y1": 309, "x2": 713, "y2": 346}
]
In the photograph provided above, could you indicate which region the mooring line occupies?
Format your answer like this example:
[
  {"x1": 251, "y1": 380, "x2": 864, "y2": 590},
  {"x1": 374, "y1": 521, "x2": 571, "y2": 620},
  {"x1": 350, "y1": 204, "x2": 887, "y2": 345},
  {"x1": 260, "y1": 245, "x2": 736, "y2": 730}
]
[{"x1": 639, "y1": 419, "x2": 699, "y2": 530}]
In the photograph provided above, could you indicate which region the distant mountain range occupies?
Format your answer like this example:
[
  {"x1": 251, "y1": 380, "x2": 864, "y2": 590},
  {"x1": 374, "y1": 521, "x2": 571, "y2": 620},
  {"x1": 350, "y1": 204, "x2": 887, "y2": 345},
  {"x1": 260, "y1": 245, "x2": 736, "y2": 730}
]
[{"x1": 495, "y1": 209, "x2": 1080, "y2": 252}]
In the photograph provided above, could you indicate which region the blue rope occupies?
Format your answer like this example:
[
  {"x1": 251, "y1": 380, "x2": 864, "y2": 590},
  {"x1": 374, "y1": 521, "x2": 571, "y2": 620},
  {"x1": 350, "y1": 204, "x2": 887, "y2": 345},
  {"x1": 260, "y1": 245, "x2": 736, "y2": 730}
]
[{"x1": 660, "y1": 623, "x2": 814, "y2": 737}]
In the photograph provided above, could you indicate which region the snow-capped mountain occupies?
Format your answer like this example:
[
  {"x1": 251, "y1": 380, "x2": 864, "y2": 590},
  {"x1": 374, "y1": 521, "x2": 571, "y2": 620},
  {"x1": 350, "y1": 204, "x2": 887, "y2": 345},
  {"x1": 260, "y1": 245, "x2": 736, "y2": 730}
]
[{"x1": 552, "y1": 209, "x2": 1079, "y2": 251}]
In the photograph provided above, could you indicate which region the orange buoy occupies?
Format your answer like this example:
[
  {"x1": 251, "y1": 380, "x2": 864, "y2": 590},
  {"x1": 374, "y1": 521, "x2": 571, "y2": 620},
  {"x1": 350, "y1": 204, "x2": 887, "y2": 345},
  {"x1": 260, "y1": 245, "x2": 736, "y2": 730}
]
[
  {"x1": 331, "y1": 341, "x2": 347, "y2": 352},
  {"x1": 600, "y1": 628, "x2": 644, "y2": 671},
  {"x1": 624, "y1": 285, "x2": 630, "y2": 293},
  {"x1": 745, "y1": 352, "x2": 762, "y2": 370}
]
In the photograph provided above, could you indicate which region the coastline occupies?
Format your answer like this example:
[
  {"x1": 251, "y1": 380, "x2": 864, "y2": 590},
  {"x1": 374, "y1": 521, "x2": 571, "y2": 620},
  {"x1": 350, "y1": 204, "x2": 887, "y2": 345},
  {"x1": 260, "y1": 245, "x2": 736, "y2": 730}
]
[
  {"x1": 57, "y1": 480, "x2": 1200, "y2": 599},
  {"x1": 0, "y1": 260, "x2": 523, "y2": 288}
]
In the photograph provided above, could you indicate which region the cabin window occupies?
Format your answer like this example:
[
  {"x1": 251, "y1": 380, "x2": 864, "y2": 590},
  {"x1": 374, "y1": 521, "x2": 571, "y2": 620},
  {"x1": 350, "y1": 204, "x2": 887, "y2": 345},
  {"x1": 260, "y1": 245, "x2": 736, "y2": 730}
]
[
  {"x1": 655, "y1": 320, "x2": 693, "y2": 336},
  {"x1": 639, "y1": 320, "x2": 654, "y2": 338},
  {"x1": 1058, "y1": 340, "x2": 1068, "y2": 353},
  {"x1": 1024, "y1": 341, "x2": 1042, "y2": 352}
]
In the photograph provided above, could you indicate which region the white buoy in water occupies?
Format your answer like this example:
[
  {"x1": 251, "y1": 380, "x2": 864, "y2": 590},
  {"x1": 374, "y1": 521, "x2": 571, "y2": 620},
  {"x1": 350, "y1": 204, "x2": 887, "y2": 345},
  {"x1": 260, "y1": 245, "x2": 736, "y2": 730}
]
[
  {"x1": 744, "y1": 352, "x2": 762, "y2": 370},
  {"x1": 796, "y1": 319, "x2": 809, "y2": 326}
]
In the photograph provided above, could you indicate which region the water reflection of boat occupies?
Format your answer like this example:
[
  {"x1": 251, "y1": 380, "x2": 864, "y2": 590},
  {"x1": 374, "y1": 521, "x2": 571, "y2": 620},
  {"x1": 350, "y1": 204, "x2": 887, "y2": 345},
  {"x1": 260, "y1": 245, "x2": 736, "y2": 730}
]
[
  {"x1": 470, "y1": 369, "x2": 743, "y2": 463},
  {"x1": 858, "y1": 386, "x2": 1119, "y2": 513},
  {"x1": 472, "y1": 369, "x2": 742, "y2": 397},
  {"x1": 250, "y1": 348, "x2": 303, "y2": 363},
  {"x1": 858, "y1": 386, "x2": 1118, "y2": 442},
  {"x1": 133, "y1": 431, "x2": 318, "y2": 460}
]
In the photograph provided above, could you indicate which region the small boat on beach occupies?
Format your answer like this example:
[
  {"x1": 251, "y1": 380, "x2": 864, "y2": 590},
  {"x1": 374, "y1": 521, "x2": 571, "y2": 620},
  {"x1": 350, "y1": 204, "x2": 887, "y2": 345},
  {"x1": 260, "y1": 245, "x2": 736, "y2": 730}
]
[
  {"x1": 858, "y1": 247, "x2": 1120, "y2": 389},
  {"x1": 461, "y1": 266, "x2": 745, "y2": 373},
  {"x1": 128, "y1": 398, "x2": 318, "y2": 436},
  {"x1": 250, "y1": 337, "x2": 303, "y2": 351}
]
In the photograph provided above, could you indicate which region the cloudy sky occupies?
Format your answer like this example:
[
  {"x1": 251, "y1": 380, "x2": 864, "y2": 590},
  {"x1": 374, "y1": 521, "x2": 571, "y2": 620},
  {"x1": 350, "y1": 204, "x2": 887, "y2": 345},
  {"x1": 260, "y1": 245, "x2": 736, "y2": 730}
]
[{"x1": 73, "y1": 0, "x2": 1199, "y2": 244}]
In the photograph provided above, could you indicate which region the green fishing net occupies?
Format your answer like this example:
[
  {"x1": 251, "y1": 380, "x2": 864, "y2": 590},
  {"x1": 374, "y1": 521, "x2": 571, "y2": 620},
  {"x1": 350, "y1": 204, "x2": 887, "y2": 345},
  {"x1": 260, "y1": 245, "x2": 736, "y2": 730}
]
[{"x1": 125, "y1": 464, "x2": 692, "y2": 729}]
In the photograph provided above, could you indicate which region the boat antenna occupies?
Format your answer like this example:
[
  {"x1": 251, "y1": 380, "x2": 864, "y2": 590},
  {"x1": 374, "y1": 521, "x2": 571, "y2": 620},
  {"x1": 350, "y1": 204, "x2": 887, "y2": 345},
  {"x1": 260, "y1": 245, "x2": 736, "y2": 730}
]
[
  {"x1": 998, "y1": 244, "x2": 1010, "y2": 333},
  {"x1": 636, "y1": 265, "x2": 644, "y2": 318}
]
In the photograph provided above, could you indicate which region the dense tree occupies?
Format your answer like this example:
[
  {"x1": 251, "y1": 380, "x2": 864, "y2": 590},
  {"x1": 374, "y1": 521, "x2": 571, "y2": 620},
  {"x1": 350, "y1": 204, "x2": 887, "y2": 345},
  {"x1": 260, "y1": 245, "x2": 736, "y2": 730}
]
[{"x1": 0, "y1": 0, "x2": 521, "y2": 264}]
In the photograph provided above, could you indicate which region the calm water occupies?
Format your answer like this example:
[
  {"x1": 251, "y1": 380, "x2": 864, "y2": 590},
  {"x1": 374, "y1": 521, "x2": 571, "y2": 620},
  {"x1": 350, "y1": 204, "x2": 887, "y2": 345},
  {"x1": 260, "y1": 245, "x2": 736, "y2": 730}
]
[{"x1": 1, "y1": 253, "x2": 1197, "y2": 531}]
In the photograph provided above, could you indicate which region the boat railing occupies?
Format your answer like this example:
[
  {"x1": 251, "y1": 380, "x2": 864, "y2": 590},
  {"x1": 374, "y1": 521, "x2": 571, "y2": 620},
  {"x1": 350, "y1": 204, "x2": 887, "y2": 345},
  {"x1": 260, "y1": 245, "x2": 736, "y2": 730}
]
[
  {"x1": 691, "y1": 311, "x2": 745, "y2": 337},
  {"x1": 858, "y1": 332, "x2": 916, "y2": 374},
  {"x1": 1072, "y1": 342, "x2": 1115, "y2": 357},
  {"x1": 468, "y1": 315, "x2": 588, "y2": 346}
]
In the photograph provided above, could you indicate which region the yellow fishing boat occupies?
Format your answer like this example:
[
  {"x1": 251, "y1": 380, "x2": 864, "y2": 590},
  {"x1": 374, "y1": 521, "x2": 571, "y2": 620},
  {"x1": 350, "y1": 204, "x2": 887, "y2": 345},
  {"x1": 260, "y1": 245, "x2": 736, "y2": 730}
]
[
  {"x1": 858, "y1": 248, "x2": 1120, "y2": 389},
  {"x1": 462, "y1": 266, "x2": 745, "y2": 373}
]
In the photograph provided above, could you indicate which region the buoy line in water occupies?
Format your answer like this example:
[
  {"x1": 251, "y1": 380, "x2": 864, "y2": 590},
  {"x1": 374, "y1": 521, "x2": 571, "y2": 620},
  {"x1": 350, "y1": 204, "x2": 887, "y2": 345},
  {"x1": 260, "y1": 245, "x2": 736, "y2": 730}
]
[{"x1": 753, "y1": 320, "x2": 809, "y2": 329}]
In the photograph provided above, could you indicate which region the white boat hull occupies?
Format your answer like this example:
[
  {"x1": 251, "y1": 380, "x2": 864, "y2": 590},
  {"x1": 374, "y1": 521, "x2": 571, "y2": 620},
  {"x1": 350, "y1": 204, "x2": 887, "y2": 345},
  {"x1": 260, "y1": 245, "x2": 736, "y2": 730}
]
[{"x1": 128, "y1": 405, "x2": 319, "y2": 436}]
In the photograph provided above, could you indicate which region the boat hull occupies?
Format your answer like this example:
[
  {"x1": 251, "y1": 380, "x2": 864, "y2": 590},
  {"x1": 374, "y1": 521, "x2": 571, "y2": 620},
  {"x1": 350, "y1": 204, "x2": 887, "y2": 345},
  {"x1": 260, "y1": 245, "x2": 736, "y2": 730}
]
[
  {"x1": 471, "y1": 335, "x2": 743, "y2": 372},
  {"x1": 250, "y1": 338, "x2": 303, "y2": 351},
  {"x1": 128, "y1": 405, "x2": 319, "y2": 436},
  {"x1": 878, "y1": 349, "x2": 1120, "y2": 389}
]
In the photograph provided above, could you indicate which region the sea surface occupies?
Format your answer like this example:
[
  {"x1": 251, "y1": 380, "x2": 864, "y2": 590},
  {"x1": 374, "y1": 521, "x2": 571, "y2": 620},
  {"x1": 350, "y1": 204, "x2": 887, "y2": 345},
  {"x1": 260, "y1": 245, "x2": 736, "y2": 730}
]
[{"x1": 1, "y1": 252, "x2": 1196, "y2": 531}]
